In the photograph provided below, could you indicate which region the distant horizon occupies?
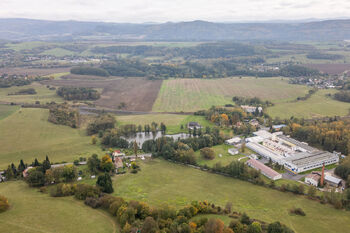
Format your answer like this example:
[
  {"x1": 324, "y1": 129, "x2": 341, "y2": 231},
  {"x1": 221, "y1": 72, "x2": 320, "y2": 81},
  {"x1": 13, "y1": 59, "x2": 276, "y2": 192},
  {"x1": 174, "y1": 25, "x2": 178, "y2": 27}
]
[
  {"x1": 1, "y1": 0, "x2": 350, "y2": 23},
  {"x1": 1, "y1": 17, "x2": 350, "y2": 24}
]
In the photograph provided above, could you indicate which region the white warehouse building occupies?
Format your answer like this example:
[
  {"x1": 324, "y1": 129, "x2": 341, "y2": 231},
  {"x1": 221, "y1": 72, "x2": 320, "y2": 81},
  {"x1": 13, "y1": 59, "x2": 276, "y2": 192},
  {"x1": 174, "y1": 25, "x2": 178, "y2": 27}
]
[{"x1": 245, "y1": 130, "x2": 340, "y2": 174}]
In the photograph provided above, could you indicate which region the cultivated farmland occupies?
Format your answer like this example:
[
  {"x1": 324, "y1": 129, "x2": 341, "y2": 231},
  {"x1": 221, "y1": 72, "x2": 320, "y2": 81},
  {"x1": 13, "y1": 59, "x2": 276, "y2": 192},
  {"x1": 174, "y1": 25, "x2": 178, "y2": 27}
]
[
  {"x1": 0, "y1": 181, "x2": 116, "y2": 233},
  {"x1": 44, "y1": 76, "x2": 162, "y2": 111},
  {"x1": 152, "y1": 77, "x2": 310, "y2": 112},
  {"x1": 0, "y1": 108, "x2": 102, "y2": 169},
  {"x1": 113, "y1": 159, "x2": 350, "y2": 233}
]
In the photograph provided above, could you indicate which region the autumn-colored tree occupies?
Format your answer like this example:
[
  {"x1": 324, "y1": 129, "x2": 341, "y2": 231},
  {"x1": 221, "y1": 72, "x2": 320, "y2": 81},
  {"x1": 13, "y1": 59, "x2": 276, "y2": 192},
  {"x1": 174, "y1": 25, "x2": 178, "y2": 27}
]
[
  {"x1": 204, "y1": 218, "x2": 225, "y2": 233},
  {"x1": 91, "y1": 136, "x2": 97, "y2": 145},
  {"x1": 0, "y1": 195, "x2": 10, "y2": 212},
  {"x1": 200, "y1": 147, "x2": 215, "y2": 160},
  {"x1": 100, "y1": 154, "x2": 114, "y2": 172}
]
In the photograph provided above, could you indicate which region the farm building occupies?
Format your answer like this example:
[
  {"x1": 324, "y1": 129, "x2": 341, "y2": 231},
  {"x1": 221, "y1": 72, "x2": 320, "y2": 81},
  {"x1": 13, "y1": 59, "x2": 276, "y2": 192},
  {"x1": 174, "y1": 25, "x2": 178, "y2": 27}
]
[
  {"x1": 305, "y1": 173, "x2": 320, "y2": 186},
  {"x1": 246, "y1": 159, "x2": 282, "y2": 180},
  {"x1": 246, "y1": 130, "x2": 340, "y2": 174},
  {"x1": 225, "y1": 137, "x2": 241, "y2": 145},
  {"x1": 228, "y1": 148, "x2": 239, "y2": 155},
  {"x1": 187, "y1": 122, "x2": 202, "y2": 130}
]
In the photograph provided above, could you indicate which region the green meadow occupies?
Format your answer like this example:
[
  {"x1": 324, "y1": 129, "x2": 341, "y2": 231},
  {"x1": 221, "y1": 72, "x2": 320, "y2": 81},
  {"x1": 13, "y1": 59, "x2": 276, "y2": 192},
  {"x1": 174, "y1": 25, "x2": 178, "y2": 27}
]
[
  {"x1": 0, "y1": 181, "x2": 116, "y2": 233},
  {"x1": 267, "y1": 89, "x2": 350, "y2": 119},
  {"x1": 113, "y1": 159, "x2": 350, "y2": 233},
  {"x1": 0, "y1": 108, "x2": 102, "y2": 169}
]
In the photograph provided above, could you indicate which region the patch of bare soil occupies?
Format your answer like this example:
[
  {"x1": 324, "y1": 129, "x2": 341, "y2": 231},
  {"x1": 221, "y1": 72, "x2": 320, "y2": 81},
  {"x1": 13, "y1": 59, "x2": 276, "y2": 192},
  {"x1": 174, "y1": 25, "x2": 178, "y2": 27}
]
[{"x1": 43, "y1": 75, "x2": 162, "y2": 111}]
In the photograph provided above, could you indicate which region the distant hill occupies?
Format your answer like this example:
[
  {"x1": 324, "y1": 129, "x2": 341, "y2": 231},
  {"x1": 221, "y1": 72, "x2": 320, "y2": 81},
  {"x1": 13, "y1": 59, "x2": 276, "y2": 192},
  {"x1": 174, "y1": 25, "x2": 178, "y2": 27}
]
[{"x1": 1, "y1": 18, "x2": 350, "y2": 41}]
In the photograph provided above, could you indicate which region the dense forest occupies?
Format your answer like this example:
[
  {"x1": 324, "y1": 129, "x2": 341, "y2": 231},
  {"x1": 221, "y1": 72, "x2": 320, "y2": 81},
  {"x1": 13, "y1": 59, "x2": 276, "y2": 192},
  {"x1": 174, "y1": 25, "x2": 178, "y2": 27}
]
[
  {"x1": 72, "y1": 60, "x2": 319, "y2": 79},
  {"x1": 56, "y1": 87, "x2": 100, "y2": 101}
]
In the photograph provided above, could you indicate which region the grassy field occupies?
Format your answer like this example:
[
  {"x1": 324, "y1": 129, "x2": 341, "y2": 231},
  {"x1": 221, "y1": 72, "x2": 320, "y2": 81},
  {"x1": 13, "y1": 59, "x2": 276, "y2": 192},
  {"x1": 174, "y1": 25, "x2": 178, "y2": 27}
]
[
  {"x1": 267, "y1": 89, "x2": 350, "y2": 119},
  {"x1": 0, "y1": 181, "x2": 116, "y2": 233},
  {"x1": 0, "y1": 104, "x2": 19, "y2": 120},
  {"x1": 152, "y1": 77, "x2": 310, "y2": 112},
  {"x1": 0, "y1": 108, "x2": 102, "y2": 169},
  {"x1": 0, "y1": 82, "x2": 63, "y2": 104},
  {"x1": 116, "y1": 114, "x2": 215, "y2": 134},
  {"x1": 113, "y1": 159, "x2": 350, "y2": 233},
  {"x1": 194, "y1": 144, "x2": 247, "y2": 167}
]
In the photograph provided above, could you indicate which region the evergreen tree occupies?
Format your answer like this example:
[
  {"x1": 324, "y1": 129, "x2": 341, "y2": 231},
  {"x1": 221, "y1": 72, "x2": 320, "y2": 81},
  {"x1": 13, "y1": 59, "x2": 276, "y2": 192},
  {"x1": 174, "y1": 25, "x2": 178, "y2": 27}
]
[
  {"x1": 42, "y1": 156, "x2": 51, "y2": 173},
  {"x1": 11, "y1": 163, "x2": 17, "y2": 177},
  {"x1": 33, "y1": 158, "x2": 40, "y2": 167},
  {"x1": 96, "y1": 173, "x2": 114, "y2": 193},
  {"x1": 5, "y1": 165, "x2": 14, "y2": 180},
  {"x1": 18, "y1": 159, "x2": 26, "y2": 174}
]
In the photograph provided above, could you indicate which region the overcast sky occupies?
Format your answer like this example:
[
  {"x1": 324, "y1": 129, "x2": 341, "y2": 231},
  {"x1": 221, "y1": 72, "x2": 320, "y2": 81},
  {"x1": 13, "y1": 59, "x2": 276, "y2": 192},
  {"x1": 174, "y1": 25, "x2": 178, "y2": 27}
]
[{"x1": 1, "y1": 0, "x2": 350, "y2": 23}]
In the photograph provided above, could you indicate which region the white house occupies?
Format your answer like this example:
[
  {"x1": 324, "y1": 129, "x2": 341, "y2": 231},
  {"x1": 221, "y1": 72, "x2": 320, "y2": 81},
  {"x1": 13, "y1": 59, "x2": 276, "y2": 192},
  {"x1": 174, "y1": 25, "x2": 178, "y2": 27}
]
[
  {"x1": 228, "y1": 148, "x2": 239, "y2": 155},
  {"x1": 225, "y1": 137, "x2": 241, "y2": 145}
]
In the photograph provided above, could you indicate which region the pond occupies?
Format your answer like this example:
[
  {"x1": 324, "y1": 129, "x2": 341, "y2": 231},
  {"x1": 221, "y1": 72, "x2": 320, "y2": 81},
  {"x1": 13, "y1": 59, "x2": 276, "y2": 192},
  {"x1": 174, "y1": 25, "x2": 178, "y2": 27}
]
[{"x1": 122, "y1": 131, "x2": 191, "y2": 147}]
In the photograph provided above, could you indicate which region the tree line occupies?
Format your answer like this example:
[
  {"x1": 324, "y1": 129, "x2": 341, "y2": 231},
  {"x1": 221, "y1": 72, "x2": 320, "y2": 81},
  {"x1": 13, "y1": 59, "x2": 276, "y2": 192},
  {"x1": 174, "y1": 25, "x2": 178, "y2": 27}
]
[{"x1": 56, "y1": 86, "x2": 100, "y2": 101}]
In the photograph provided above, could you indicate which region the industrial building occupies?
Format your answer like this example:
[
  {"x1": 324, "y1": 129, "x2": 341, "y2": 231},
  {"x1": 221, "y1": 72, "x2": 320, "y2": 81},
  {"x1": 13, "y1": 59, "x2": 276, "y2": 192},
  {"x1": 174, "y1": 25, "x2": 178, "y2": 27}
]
[
  {"x1": 246, "y1": 130, "x2": 340, "y2": 174},
  {"x1": 246, "y1": 159, "x2": 282, "y2": 180}
]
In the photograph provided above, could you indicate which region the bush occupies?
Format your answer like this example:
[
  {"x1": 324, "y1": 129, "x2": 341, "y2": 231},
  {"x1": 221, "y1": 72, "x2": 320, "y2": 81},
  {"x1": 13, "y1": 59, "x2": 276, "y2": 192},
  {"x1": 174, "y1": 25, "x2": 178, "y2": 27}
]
[
  {"x1": 84, "y1": 197, "x2": 101, "y2": 208},
  {"x1": 289, "y1": 207, "x2": 306, "y2": 216},
  {"x1": 74, "y1": 184, "x2": 101, "y2": 200},
  {"x1": 109, "y1": 197, "x2": 126, "y2": 216},
  {"x1": 0, "y1": 195, "x2": 10, "y2": 212},
  {"x1": 200, "y1": 147, "x2": 215, "y2": 160}
]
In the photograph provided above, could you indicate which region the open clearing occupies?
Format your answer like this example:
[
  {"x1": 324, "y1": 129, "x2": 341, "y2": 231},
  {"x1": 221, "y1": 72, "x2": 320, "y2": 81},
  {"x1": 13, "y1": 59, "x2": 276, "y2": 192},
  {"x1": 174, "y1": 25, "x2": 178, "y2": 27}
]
[
  {"x1": 44, "y1": 76, "x2": 163, "y2": 111},
  {"x1": 0, "y1": 181, "x2": 115, "y2": 233},
  {"x1": 116, "y1": 114, "x2": 214, "y2": 134},
  {"x1": 113, "y1": 159, "x2": 350, "y2": 233},
  {"x1": 152, "y1": 77, "x2": 310, "y2": 112},
  {"x1": 0, "y1": 108, "x2": 102, "y2": 169},
  {"x1": 267, "y1": 89, "x2": 350, "y2": 119},
  {"x1": 194, "y1": 144, "x2": 246, "y2": 167}
]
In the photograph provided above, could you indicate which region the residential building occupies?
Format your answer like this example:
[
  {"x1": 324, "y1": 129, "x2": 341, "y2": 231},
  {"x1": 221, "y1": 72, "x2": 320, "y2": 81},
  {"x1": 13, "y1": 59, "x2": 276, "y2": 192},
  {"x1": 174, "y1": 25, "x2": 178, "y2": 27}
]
[{"x1": 187, "y1": 122, "x2": 202, "y2": 130}]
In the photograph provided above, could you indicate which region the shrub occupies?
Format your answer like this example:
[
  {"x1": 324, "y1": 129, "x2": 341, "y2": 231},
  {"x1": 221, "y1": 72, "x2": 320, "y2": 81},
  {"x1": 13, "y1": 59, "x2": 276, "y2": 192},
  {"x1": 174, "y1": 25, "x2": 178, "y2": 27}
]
[
  {"x1": 289, "y1": 207, "x2": 306, "y2": 216},
  {"x1": 0, "y1": 195, "x2": 10, "y2": 212},
  {"x1": 200, "y1": 147, "x2": 215, "y2": 160},
  {"x1": 109, "y1": 197, "x2": 125, "y2": 215},
  {"x1": 74, "y1": 184, "x2": 101, "y2": 200},
  {"x1": 84, "y1": 197, "x2": 101, "y2": 208}
]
